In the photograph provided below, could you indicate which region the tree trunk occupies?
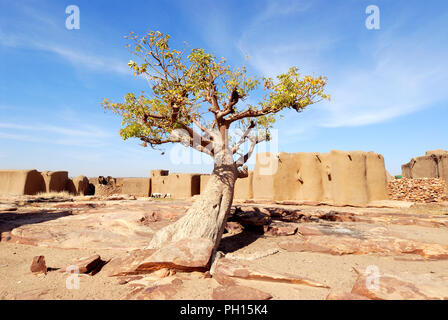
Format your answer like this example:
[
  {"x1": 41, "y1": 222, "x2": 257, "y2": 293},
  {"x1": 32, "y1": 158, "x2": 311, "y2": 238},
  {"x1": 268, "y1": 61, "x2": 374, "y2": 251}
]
[{"x1": 146, "y1": 161, "x2": 237, "y2": 252}]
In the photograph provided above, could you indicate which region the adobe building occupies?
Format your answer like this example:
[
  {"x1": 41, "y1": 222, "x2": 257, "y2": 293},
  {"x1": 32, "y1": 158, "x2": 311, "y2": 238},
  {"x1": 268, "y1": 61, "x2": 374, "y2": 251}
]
[
  {"x1": 150, "y1": 170, "x2": 200, "y2": 199},
  {"x1": 41, "y1": 171, "x2": 69, "y2": 193},
  {"x1": 115, "y1": 177, "x2": 151, "y2": 197},
  {"x1": 402, "y1": 150, "x2": 448, "y2": 186},
  {"x1": 253, "y1": 151, "x2": 389, "y2": 206},
  {"x1": 0, "y1": 150, "x2": 390, "y2": 205},
  {"x1": 200, "y1": 171, "x2": 254, "y2": 200},
  {"x1": 69, "y1": 175, "x2": 90, "y2": 195},
  {"x1": 0, "y1": 170, "x2": 46, "y2": 195},
  {"x1": 0, "y1": 170, "x2": 91, "y2": 196}
]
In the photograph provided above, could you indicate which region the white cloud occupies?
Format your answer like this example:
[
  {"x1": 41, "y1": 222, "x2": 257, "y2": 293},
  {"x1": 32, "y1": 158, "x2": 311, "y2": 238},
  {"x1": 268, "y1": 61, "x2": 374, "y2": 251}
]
[
  {"x1": 0, "y1": 31, "x2": 129, "y2": 75},
  {"x1": 319, "y1": 29, "x2": 448, "y2": 127},
  {"x1": 0, "y1": 4, "x2": 129, "y2": 76},
  {"x1": 253, "y1": 0, "x2": 312, "y2": 23},
  {"x1": 238, "y1": 6, "x2": 448, "y2": 129},
  {"x1": 34, "y1": 43, "x2": 130, "y2": 75},
  {"x1": 0, "y1": 122, "x2": 112, "y2": 147},
  {"x1": 0, "y1": 122, "x2": 111, "y2": 137}
]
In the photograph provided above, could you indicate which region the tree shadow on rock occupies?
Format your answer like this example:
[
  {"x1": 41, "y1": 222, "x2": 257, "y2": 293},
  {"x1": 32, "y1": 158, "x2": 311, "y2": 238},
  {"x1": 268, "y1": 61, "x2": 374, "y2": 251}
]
[
  {"x1": 0, "y1": 210, "x2": 72, "y2": 241},
  {"x1": 218, "y1": 228, "x2": 264, "y2": 254}
]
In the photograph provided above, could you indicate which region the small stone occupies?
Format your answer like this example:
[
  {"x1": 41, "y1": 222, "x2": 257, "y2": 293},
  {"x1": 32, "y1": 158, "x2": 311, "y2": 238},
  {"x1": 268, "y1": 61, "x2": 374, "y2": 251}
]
[
  {"x1": 30, "y1": 256, "x2": 47, "y2": 274},
  {"x1": 203, "y1": 271, "x2": 212, "y2": 278},
  {"x1": 71, "y1": 254, "x2": 103, "y2": 274}
]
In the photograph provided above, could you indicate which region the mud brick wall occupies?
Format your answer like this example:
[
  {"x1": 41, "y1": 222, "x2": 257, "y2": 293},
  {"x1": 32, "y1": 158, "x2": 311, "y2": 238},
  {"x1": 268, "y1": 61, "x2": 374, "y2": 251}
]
[
  {"x1": 115, "y1": 178, "x2": 151, "y2": 197},
  {"x1": 402, "y1": 150, "x2": 448, "y2": 187},
  {"x1": 0, "y1": 170, "x2": 46, "y2": 195},
  {"x1": 253, "y1": 151, "x2": 389, "y2": 206},
  {"x1": 151, "y1": 170, "x2": 200, "y2": 199}
]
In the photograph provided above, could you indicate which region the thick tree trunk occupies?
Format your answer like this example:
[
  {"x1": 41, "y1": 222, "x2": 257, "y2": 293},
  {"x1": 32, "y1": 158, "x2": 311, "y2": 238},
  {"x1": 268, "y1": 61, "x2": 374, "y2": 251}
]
[{"x1": 146, "y1": 161, "x2": 238, "y2": 252}]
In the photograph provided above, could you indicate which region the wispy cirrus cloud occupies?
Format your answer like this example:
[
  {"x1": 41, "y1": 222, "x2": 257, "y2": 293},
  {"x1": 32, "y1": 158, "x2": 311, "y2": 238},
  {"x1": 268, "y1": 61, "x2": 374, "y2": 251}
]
[
  {"x1": 318, "y1": 17, "x2": 448, "y2": 127},
  {"x1": 0, "y1": 122, "x2": 111, "y2": 137},
  {"x1": 0, "y1": 30, "x2": 129, "y2": 75},
  {"x1": 237, "y1": 3, "x2": 448, "y2": 129},
  {"x1": 0, "y1": 122, "x2": 113, "y2": 147},
  {"x1": 0, "y1": 2, "x2": 129, "y2": 76},
  {"x1": 34, "y1": 42, "x2": 130, "y2": 75}
]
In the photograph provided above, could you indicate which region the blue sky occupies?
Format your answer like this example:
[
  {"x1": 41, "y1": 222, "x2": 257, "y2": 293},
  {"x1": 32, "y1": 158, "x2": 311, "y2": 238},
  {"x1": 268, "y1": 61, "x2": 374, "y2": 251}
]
[{"x1": 0, "y1": 0, "x2": 447, "y2": 177}]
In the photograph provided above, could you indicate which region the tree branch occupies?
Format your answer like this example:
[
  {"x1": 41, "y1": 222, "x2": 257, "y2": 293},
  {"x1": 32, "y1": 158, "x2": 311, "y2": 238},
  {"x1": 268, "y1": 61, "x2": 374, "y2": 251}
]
[
  {"x1": 235, "y1": 133, "x2": 265, "y2": 167},
  {"x1": 231, "y1": 120, "x2": 255, "y2": 154},
  {"x1": 217, "y1": 87, "x2": 239, "y2": 119},
  {"x1": 225, "y1": 106, "x2": 272, "y2": 124}
]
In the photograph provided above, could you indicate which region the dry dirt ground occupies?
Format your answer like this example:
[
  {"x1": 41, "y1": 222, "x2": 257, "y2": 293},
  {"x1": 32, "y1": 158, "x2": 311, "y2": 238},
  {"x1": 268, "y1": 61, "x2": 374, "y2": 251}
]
[{"x1": 0, "y1": 195, "x2": 448, "y2": 300}]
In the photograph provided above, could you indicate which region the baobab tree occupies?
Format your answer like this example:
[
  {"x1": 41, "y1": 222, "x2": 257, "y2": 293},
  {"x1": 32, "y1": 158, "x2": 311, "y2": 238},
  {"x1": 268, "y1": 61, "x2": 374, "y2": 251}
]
[{"x1": 103, "y1": 31, "x2": 329, "y2": 251}]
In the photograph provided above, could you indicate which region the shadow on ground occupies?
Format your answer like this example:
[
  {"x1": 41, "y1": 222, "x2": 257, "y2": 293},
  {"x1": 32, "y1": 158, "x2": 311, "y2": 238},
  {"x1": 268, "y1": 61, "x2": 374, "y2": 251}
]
[
  {"x1": 0, "y1": 210, "x2": 72, "y2": 241},
  {"x1": 219, "y1": 228, "x2": 264, "y2": 253}
]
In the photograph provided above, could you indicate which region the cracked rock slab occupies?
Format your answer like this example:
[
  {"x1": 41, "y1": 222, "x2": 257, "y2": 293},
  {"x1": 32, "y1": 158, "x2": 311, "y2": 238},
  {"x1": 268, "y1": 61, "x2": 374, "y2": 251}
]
[
  {"x1": 278, "y1": 235, "x2": 448, "y2": 259},
  {"x1": 104, "y1": 238, "x2": 213, "y2": 276},
  {"x1": 350, "y1": 269, "x2": 448, "y2": 300},
  {"x1": 214, "y1": 258, "x2": 329, "y2": 288}
]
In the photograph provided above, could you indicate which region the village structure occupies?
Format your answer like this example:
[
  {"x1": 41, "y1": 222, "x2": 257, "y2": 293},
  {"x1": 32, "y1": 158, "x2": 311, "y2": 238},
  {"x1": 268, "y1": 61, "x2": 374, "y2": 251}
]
[
  {"x1": 1, "y1": 149, "x2": 447, "y2": 300},
  {"x1": 1, "y1": 149, "x2": 447, "y2": 204}
]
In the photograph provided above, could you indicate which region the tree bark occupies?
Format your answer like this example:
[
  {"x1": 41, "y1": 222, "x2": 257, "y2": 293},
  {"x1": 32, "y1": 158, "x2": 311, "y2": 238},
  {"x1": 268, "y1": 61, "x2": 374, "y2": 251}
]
[{"x1": 146, "y1": 160, "x2": 238, "y2": 253}]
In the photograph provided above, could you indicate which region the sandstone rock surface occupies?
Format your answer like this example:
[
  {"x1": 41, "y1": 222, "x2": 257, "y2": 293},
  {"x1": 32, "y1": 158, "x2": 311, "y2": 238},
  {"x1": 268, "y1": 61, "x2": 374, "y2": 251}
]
[
  {"x1": 105, "y1": 238, "x2": 213, "y2": 276},
  {"x1": 1, "y1": 194, "x2": 448, "y2": 300},
  {"x1": 279, "y1": 223, "x2": 448, "y2": 259},
  {"x1": 124, "y1": 278, "x2": 183, "y2": 300},
  {"x1": 1, "y1": 200, "x2": 187, "y2": 249},
  {"x1": 350, "y1": 269, "x2": 448, "y2": 300},
  {"x1": 215, "y1": 258, "x2": 329, "y2": 288},
  {"x1": 212, "y1": 285, "x2": 272, "y2": 300}
]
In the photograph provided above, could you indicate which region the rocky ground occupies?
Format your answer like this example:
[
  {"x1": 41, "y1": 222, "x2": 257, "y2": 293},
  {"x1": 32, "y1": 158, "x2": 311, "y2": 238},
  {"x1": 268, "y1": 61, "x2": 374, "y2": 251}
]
[
  {"x1": 1, "y1": 194, "x2": 448, "y2": 300},
  {"x1": 388, "y1": 178, "x2": 448, "y2": 203}
]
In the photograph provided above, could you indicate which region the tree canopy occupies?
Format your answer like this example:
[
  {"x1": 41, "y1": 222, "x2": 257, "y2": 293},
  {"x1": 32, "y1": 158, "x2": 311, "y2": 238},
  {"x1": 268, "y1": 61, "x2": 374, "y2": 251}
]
[{"x1": 102, "y1": 31, "x2": 329, "y2": 168}]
